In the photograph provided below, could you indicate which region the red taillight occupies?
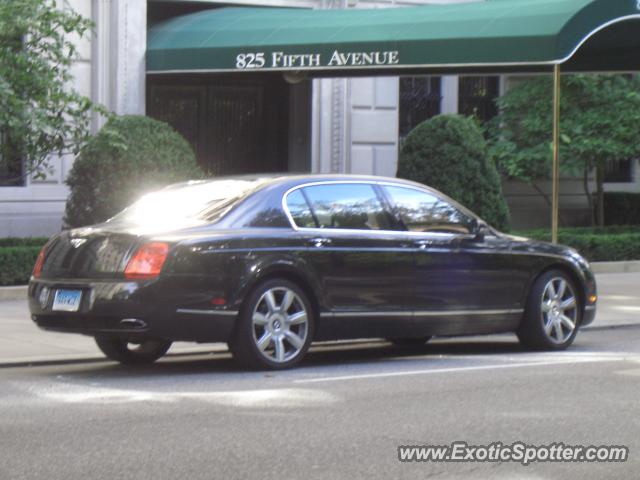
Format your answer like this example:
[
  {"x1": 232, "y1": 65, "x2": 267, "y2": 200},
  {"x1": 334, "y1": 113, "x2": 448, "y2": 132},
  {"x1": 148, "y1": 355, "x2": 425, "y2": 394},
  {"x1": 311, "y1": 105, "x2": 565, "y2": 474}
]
[
  {"x1": 124, "y1": 242, "x2": 169, "y2": 280},
  {"x1": 211, "y1": 297, "x2": 227, "y2": 306},
  {"x1": 32, "y1": 245, "x2": 48, "y2": 278}
]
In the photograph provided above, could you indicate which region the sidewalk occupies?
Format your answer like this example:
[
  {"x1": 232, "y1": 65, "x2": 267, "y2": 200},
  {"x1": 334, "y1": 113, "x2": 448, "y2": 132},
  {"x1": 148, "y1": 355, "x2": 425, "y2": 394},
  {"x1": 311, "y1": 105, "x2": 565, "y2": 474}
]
[
  {"x1": 0, "y1": 297, "x2": 228, "y2": 367},
  {"x1": 1, "y1": 271, "x2": 639, "y2": 367}
]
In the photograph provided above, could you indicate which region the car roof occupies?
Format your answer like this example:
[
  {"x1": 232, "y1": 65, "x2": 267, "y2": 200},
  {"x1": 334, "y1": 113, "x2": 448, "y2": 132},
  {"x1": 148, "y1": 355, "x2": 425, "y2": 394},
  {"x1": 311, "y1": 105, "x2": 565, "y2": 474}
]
[{"x1": 166, "y1": 173, "x2": 428, "y2": 192}]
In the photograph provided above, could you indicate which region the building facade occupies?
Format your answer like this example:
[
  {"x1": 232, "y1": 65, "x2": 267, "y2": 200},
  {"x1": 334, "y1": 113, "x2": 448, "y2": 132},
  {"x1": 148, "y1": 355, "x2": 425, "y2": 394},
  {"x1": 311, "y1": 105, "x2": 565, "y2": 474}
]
[{"x1": 1, "y1": 0, "x2": 638, "y2": 237}]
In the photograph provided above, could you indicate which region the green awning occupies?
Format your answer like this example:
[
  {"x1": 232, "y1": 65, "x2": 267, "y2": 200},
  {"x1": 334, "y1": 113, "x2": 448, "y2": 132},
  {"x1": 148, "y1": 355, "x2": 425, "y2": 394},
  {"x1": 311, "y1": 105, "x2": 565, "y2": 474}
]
[{"x1": 147, "y1": 0, "x2": 640, "y2": 75}]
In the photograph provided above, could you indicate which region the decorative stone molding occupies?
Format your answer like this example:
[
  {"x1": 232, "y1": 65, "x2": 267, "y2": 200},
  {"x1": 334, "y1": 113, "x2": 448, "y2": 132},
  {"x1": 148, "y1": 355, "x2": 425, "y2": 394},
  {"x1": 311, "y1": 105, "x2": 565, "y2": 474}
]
[
  {"x1": 330, "y1": 78, "x2": 347, "y2": 173},
  {"x1": 92, "y1": 0, "x2": 146, "y2": 130}
]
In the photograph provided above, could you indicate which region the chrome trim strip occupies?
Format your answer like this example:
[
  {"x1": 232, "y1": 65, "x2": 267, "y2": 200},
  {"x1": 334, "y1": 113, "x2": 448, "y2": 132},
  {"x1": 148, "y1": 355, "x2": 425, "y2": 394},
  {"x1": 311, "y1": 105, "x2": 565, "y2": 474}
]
[
  {"x1": 190, "y1": 244, "x2": 583, "y2": 264},
  {"x1": 323, "y1": 311, "x2": 413, "y2": 318},
  {"x1": 281, "y1": 181, "x2": 587, "y2": 264},
  {"x1": 282, "y1": 180, "x2": 380, "y2": 232},
  {"x1": 414, "y1": 309, "x2": 524, "y2": 317},
  {"x1": 320, "y1": 308, "x2": 523, "y2": 319},
  {"x1": 176, "y1": 309, "x2": 238, "y2": 316},
  {"x1": 291, "y1": 226, "x2": 458, "y2": 239},
  {"x1": 280, "y1": 180, "x2": 477, "y2": 239}
]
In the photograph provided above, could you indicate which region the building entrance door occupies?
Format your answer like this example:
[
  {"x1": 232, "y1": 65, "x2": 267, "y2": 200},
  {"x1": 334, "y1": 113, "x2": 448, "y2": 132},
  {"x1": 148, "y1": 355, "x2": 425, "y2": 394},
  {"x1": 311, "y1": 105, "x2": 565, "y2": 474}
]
[{"x1": 148, "y1": 75, "x2": 304, "y2": 175}]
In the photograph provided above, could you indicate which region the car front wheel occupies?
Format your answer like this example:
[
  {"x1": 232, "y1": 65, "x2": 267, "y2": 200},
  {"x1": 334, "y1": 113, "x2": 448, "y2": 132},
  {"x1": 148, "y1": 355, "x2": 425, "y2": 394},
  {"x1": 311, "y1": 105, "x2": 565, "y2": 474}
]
[
  {"x1": 94, "y1": 335, "x2": 172, "y2": 365},
  {"x1": 229, "y1": 279, "x2": 314, "y2": 370},
  {"x1": 517, "y1": 270, "x2": 580, "y2": 351}
]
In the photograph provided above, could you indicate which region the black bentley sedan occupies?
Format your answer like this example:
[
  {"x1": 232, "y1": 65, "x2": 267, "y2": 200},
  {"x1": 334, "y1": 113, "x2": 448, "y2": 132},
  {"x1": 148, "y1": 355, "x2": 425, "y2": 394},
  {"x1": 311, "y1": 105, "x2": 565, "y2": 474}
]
[{"x1": 29, "y1": 175, "x2": 597, "y2": 369}]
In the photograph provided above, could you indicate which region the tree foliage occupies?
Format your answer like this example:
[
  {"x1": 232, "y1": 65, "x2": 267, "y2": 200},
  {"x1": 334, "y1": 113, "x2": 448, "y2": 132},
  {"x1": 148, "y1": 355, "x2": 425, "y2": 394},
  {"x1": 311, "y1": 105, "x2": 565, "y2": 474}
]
[
  {"x1": 487, "y1": 75, "x2": 640, "y2": 226},
  {"x1": 398, "y1": 114, "x2": 510, "y2": 231},
  {"x1": 0, "y1": 0, "x2": 99, "y2": 184},
  {"x1": 64, "y1": 115, "x2": 204, "y2": 228}
]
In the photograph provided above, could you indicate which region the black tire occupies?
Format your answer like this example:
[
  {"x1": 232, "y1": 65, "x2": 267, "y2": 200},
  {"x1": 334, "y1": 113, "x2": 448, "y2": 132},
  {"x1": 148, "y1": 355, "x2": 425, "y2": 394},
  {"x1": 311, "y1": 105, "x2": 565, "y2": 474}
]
[
  {"x1": 517, "y1": 270, "x2": 581, "y2": 351},
  {"x1": 388, "y1": 336, "x2": 432, "y2": 347},
  {"x1": 94, "y1": 335, "x2": 172, "y2": 365},
  {"x1": 229, "y1": 278, "x2": 315, "y2": 370}
]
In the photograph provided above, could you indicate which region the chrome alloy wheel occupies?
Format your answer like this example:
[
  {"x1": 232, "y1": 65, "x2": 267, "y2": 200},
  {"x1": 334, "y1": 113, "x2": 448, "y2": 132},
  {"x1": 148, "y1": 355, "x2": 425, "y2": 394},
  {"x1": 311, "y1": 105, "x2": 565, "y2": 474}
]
[
  {"x1": 541, "y1": 277, "x2": 578, "y2": 344},
  {"x1": 251, "y1": 287, "x2": 309, "y2": 363}
]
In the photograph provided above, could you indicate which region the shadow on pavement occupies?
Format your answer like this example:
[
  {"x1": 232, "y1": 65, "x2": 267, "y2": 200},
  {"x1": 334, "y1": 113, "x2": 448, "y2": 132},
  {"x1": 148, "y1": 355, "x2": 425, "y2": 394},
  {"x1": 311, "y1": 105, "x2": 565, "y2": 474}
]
[{"x1": 20, "y1": 335, "x2": 533, "y2": 380}]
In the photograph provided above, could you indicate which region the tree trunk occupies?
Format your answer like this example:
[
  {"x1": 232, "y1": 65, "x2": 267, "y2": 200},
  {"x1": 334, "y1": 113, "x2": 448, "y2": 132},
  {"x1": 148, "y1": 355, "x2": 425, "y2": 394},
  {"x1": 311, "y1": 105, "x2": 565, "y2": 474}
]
[
  {"x1": 531, "y1": 181, "x2": 552, "y2": 208},
  {"x1": 531, "y1": 181, "x2": 568, "y2": 228},
  {"x1": 596, "y1": 163, "x2": 605, "y2": 228}
]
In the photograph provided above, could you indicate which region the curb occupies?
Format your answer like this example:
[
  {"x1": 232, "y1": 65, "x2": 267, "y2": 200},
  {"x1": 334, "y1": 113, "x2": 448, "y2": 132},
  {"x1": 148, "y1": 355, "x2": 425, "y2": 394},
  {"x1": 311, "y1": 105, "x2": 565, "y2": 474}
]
[
  {"x1": 0, "y1": 285, "x2": 28, "y2": 302},
  {"x1": 591, "y1": 261, "x2": 640, "y2": 274},
  {"x1": 0, "y1": 326, "x2": 639, "y2": 368},
  {"x1": 0, "y1": 355, "x2": 108, "y2": 369},
  {"x1": 0, "y1": 339, "x2": 374, "y2": 368},
  {"x1": 0, "y1": 347, "x2": 225, "y2": 369}
]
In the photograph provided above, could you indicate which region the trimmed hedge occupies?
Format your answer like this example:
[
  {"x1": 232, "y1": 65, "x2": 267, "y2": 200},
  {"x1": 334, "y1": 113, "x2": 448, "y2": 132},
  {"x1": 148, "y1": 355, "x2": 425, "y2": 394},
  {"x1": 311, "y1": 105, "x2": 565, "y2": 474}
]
[
  {"x1": 0, "y1": 246, "x2": 42, "y2": 286},
  {"x1": 0, "y1": 238, "x2": 47, "y2": 286},
  {"x1": 0, "y1": 237, "x2": 48, "y2": 248},
  {"x1": 517, "y1": 227, "x2": 640, "y2": 262},
  {"x1": 64, "y1": 115, "x2": 204, "y2": 228},
  {"x1": 604, "y1": 193, "x2": 640, "y2": 226}
]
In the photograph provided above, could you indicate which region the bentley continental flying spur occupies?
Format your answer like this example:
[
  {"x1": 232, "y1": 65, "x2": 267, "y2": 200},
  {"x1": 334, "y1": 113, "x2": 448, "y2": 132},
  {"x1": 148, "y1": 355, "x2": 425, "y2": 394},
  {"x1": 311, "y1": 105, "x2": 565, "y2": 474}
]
[{"x1": 29, "y1": 175, "x2": 597, "y2": 369}]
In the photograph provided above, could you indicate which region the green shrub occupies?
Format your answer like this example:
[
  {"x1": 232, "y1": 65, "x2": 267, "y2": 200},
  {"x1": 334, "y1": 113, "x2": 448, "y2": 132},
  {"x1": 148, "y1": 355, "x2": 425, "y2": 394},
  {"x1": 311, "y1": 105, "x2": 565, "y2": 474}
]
[
  {"x1": 516, "y1": 227, "x2": 640, "y2": 262},
  {"x1": 517, "y1": 226, "x2": 640, "y2": 238},
  {"x1": 398, "y1": 114, "x2": 510, "y2": 231},
  {"x1": 64, "y1": 115, "x2": 204, "y2": 228},
  {"x1": 604, "y1": 193, "x2": 640, "y2": 226},
  {"x1": 0, "y1": 237, "x2": 48, "y2": 248},
  {"x1": 0, "y1": 246, "x2": 42, "y2": 286}
]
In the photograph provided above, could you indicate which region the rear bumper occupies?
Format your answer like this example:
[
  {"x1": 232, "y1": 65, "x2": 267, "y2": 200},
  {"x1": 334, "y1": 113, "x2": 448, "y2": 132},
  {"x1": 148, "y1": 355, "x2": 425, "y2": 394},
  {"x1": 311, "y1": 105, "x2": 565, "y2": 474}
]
[{"x1": 28, "y1": 278, "x2": 238, "y2": 342}]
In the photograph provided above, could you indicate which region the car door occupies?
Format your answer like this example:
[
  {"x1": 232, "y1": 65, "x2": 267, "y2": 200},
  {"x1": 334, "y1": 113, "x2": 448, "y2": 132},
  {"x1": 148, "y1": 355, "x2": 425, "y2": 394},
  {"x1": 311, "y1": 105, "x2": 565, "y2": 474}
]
[
  {"x1": 284, "y1": 182, "x2": 416, "y2": 340},
  {"x1": 381, "y1": 184, "x2": 521, "y2": 335}
]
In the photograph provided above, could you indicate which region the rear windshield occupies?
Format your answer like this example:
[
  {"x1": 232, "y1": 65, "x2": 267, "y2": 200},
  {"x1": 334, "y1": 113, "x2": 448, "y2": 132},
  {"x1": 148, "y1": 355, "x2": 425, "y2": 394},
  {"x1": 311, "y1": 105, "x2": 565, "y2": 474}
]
[{"x1": 107, "y1": 178, "x2": 269, "y2": 230}]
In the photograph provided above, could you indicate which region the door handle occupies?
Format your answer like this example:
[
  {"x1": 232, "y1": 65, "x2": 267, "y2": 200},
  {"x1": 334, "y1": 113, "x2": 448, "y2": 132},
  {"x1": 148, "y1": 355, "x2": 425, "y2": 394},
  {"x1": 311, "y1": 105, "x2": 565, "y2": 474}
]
[
  {"x1": 310, "y1": 237, "x2": 332, "y2": 248},
  {"x1": 415, "y1": 239, "x2": 434, "y2": 249},
  {"x1": 415, "y1": 238, "x2": 453, "y2": 250}
]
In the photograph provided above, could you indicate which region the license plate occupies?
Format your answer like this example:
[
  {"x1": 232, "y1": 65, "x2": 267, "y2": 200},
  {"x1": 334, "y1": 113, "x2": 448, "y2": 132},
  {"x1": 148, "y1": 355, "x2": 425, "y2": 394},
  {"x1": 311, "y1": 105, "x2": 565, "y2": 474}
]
[{"x1": 52, "y1": 289, "x2": 82, "y2": 312}]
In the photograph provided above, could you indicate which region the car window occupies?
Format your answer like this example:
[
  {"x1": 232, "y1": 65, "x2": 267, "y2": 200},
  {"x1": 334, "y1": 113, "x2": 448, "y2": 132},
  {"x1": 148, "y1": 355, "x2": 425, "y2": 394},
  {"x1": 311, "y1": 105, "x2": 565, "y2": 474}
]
[
  {"x1": 300, "y1": 183, "x2": 392, "y2": 230},
  {"x1": 285, "y1": 189, "x2": 317, "y2": 228},
  {"x1": 383, "y1": 185, "x2": 475, "y2": 234},
  {"x1": 109, "y1": 178, "x2": 270, "y2": 229}
]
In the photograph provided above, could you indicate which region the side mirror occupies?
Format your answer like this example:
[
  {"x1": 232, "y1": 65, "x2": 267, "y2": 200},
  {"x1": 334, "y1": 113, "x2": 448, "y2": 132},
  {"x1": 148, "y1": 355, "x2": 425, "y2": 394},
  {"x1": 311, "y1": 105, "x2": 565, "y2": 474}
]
[{"x1": 473, "y1": 220, "x2": 491, "y2": 242}]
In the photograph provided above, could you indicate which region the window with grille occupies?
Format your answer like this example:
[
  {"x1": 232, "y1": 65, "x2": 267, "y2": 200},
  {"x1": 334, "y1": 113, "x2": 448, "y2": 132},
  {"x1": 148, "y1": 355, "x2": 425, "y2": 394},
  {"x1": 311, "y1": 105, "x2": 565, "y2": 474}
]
[
  {"x1": 604, "y1": 159, "x2": 634, "y2": 183},
  {"x1": 399, "y1": 77, "x2": 442, "y2": 137},
  {"x1": 0, "y1": 130, "x2": 24, "y2": 186},
  {"x1": 458, "y1": 76, "x2": 500, "y2": 123}
]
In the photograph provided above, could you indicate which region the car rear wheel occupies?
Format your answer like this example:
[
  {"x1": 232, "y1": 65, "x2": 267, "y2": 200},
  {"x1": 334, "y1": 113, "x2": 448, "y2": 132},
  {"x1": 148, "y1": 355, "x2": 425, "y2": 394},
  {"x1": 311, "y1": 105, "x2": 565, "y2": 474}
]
[
  {"x1": 229, "y1": 279, "x2": 314, "y2": 370},
  {"x1": 517, "y1": 270, "x2": 580, "y2": 351},
  {"x1": 94, "y1": 335, "x2": 172, "y2": 365}
]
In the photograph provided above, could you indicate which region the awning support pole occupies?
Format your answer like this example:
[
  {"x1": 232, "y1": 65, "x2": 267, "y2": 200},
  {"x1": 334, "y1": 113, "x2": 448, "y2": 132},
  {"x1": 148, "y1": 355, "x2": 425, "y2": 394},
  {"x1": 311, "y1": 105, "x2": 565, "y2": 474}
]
[{"x1": 551, "y1": 64, "x2": 561, "y2": 244}]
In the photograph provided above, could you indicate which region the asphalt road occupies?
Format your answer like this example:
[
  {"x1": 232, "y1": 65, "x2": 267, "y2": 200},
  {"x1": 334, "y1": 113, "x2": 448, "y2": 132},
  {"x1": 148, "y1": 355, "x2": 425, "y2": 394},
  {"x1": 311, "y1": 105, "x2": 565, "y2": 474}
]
[{"x1": 2, "y1": 326, "x2": 639, "y2": 480}]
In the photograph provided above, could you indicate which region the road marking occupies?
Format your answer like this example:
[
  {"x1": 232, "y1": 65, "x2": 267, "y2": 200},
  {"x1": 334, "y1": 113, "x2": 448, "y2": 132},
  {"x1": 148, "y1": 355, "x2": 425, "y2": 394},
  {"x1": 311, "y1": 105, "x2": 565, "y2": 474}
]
[
  {"x1": 600, "y1": 295, "x2": 637, "y2": 301},
  {"x1": 294, "y1": 357, "x2": 621, "y2": 384},
  {"x1": 36, "y1": 385, "x2": 338, "y2": 406},
  {"x1": 612, "y1": 306, "x2": 640, "y2": 313}
]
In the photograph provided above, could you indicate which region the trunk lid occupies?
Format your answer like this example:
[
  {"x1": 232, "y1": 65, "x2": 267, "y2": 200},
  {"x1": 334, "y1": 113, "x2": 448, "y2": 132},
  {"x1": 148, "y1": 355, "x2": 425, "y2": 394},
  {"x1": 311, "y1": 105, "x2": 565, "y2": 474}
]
[{"x1": 40, "y1": 229, "x2": 141, "y2": 279}]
